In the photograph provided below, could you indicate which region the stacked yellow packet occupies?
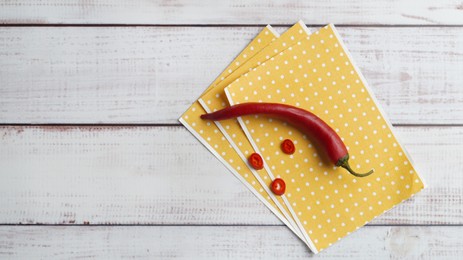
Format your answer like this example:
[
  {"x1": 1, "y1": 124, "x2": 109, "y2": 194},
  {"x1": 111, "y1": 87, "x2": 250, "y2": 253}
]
[
  {"x1": 180, "y1": 25, "x2": 308, "y2": 244},
  {"x1": 180, "y1": 22, "x2": 425, "y2": 253},
  {"x1": 224, "y1": 24, "x2": 425, "y2": 252},
  {"x1": 198, "y1": 21, "x2": 313, "y2": 244}
]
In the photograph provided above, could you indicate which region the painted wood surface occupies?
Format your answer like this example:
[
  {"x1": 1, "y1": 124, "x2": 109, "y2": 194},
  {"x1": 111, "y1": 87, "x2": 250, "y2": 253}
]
[
  {"x1": 0, "y1": 0, "x2": 462, "y2": 25},
  {"x1": 0, "y1": 125, "x2": 460, "y2": 225},
  {"x1": 0, "y1": 27, "x2": 462, "y2": 124},
  {"x1": 0, "y1": 226, "x2": 461, "y2": 259},
  {"x1": 1, "y1": 1, "x2": 462, "y2": 257}
]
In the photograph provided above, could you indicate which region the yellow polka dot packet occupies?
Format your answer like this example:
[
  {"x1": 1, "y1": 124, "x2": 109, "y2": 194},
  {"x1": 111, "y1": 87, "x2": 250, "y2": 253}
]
[
  {"x1": 198, "y1": 21, "x2": 312, "y2": 243},
  {"x1": 179, "y1": 25, "x2": 310, "y2": 244},
  {"x1": 224, "y1": 24, "x2": 426, "y2": 252}
]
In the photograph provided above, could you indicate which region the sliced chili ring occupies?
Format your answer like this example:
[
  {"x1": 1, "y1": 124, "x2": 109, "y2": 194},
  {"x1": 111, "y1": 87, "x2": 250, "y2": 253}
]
[
  {"x1": 248, "y1": 153, "x2": 264, "y2": 170},
  {"x1": 281, "y1": 139, "x2": 295, "y2": 154},
  {"x1": 271, "y1": 178, "x2": 286, "y2": 195}
]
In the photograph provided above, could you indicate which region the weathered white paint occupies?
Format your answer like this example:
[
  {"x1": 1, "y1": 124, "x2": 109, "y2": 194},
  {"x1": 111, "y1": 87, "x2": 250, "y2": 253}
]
[
  {"x1": 0, "y1": 0, "x2": 462, "y2": 25},
  {"x1": 1, "y1": 1, "x2": 462, "y2": 256},
  {"x1": 0, "y1": 126, "x2": 460, "y2": 225},
  {"x1": 0, "y1": 226, "x2": 461, "y2": 259},
  {"x1": 0, "y1": 27, "x2": 462, "y2": 124}
]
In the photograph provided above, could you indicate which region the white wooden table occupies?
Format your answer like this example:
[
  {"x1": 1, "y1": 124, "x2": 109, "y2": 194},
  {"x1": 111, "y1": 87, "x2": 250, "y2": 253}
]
[{"x1": 1, "y1": 1, "x2": 462, "y2": 259}]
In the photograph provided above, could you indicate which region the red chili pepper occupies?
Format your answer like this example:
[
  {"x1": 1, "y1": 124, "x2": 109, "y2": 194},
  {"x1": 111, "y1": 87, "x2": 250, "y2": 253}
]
[
  {"x1": 248, "y1": 152, "x2": 264, "y2": 170},
  {"x1": 271, "y1": 178, "x2": 286, "y2": 195},
  {"x1": 201, "y1": 102, "x2": 373, "y2": 177},
  {"x1": 281, "y1": 139, "x2": 295, "y2": 154}
]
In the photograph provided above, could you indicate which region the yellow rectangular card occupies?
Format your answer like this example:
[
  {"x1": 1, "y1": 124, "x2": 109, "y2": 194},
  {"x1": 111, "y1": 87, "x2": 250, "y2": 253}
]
[
  {"x1": 179, "y1": 26, "x2": 308, "y2": 242},
  {"x1": 198, "y1": 21, "x2": 313, "y2": 247},
  {"x1": 225, "y1": 24, "x2": 425, "y2": 253}
]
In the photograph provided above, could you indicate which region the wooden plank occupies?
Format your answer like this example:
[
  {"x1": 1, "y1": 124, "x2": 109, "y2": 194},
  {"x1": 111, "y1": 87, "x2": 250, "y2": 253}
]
[
  {"x1": 0, "y1": 27, "x2": 462, "y2": 124},
  {"x1": 0, "y1": 0, "x2": 462, "y2": 25},
  {"x1": 0, "y1": 125, "x2": 461, "y2": 225},
  {"x1": 0, "y1": 226, "x2": 461, "y2": 259}
]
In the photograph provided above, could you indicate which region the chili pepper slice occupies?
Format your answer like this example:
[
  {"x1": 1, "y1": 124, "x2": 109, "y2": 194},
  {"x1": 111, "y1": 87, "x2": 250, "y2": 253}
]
[
  {"x1": 271, "y1": 178, "x2": 286, "y2": 195},
  {"x1": 281, "y1": 139, "x2": 295, "y2": 154},
  {"x1": 248, "y1": 152, "x2": 264, "y2": 170},
  {"x1": 201, "y1": 102, "x2": 374, "y2": 177}
]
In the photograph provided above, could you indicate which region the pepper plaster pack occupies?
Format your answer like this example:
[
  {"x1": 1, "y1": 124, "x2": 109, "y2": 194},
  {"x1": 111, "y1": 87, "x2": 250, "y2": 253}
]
[{"x1": 180, "y1": 22, "x2": 425, "y2": 254}]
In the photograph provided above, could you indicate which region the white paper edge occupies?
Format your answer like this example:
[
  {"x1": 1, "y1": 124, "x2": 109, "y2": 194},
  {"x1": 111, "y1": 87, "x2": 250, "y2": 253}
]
[
  {"x1": 265, "y1": 24, "x2": 281, "y2": 38},
  {"x1": 297, "y1": 19, "x2": 311, "y2": 35}
]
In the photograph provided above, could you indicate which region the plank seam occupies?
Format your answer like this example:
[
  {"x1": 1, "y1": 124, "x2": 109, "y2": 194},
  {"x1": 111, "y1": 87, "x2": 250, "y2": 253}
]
[
  {"x1": 0, "y1": 224, "x2": 460, "y2": 227},
  {"x1": 1, "y1": 24, "x2": 463, "y2": 27},
  {"x1": 1, "y1": 124, "x2": 463, "y2": 127}
]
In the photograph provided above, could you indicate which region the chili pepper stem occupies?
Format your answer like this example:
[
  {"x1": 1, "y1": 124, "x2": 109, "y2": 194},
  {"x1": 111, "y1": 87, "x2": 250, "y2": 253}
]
[{"x1": 336, "y1": 155, "x2": 374, "y2": 177}]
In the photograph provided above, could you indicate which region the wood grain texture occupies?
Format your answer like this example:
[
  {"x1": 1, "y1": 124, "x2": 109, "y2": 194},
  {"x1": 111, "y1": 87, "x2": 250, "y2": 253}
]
[
  {"x1": 0, "y1": 0, "x2": 462, "y2": 25},
  {"x1": 0, "y1": 125, "x2": 461, "y2": 225},
  {"x1": 1, "y1": 1, "x2": 461, "y2": 258},
  {"x1": 0, "y1": 226, "x2": 461, "y2": 259},
  {"x1": 0, "y1": 27, "x2": 462, "y2": 124}
]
